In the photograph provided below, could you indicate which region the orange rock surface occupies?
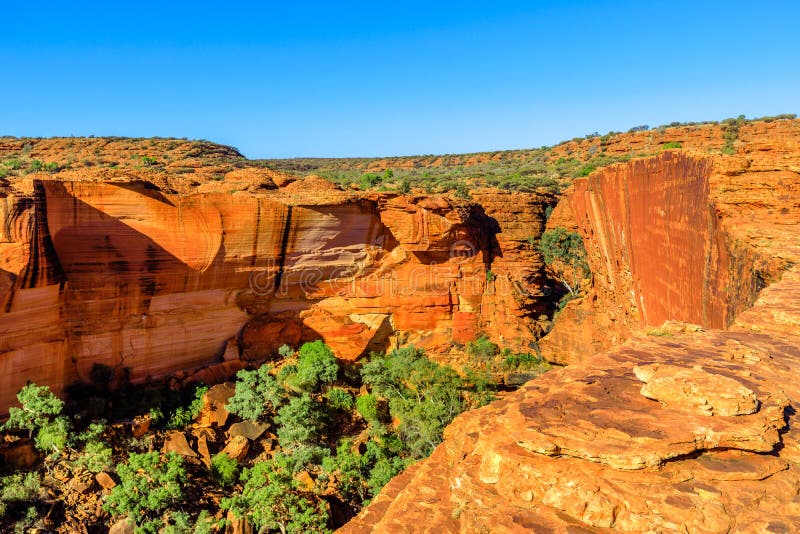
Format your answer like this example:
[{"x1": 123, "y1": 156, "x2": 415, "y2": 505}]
[
  {"x1": 341, "y1": 130, "x2": 800, "y2": 533},
  {"x1": 0, "y1": 170, "x2": 549, "y2": 412}
]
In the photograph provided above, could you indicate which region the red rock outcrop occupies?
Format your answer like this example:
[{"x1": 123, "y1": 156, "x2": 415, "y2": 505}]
[
  {"x1": 342, "y1": 141, "x2": 800, "y2": 533},
  {"x1": 0, "y1": 175, "x2": 550, "y2": 412},
  {"x1": 540, "y1": 146, "x2": 799, "y2": 364}
]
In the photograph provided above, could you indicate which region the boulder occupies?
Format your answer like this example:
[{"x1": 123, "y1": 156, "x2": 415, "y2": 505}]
[
  {"x1": 162, "y1": 431, "x2": 198, "y2": 458},
  {"x1": 197, "y1": 383, "x2": 236, "y2": 428},
  {"x1": 221, "y1": 435, "x2": 249, "y2": 462}
]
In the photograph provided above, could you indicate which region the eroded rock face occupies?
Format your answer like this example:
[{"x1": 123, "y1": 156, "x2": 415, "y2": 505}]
[
  {"x1": 342, "y1": 136, "x2": 800, "y2": 532},
  {"x1": 0, "y1": 177, "x2": 551, "y2": 412},
  {"x1": 540, "y1": 146, "x2": 799, "y2": 364},
  {"x1": 342, "y1": 267, "x2": 800, "y2": 533}
]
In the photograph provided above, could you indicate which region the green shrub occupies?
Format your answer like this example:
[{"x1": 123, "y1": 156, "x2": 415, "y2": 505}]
[
  {"x1": 104, "y1": 452, "x2": 186, "y2": 533},
  {"x1": 575, "y1": 163, "x2": 596, "y2": 177},
  {"x1": 285, "y1": 341, "x2": 338, "y2": 393},
  {"x1": 2, "y1": 383, "x2": 71, "y2": 454},
  {"x1": 0, "y1": 473, "x2": 43, "y2": 519},
  {"x1": 661, "y1": 142, "x2": 682, "y2": 149},
  {"x1": 355, "y1": 394, "x2": 379, "y2": 423},
  {"x1": 226, "y1": 365, "x2": 284, "y2": 421},
  {"x1": 278, "y1": 344, "x2": 294, "y2": 358},
  {"x1": 140, "y1": 156, "x2": 158, "y2": 166},
  {"x1": 276, "y1": 394, "x2": 327, "y2": 453},
  {"x1": 28, "y1": 159, "x2": 43, "y2": 173},
  {"x1": 500, "y1": 350, "x2": 551, "y2": 373},
  {"x1": 361, "y1": 347, "x2": 486, "y2": 458},
  {"x1": 322, "y1": 438, "x2": 410, "y2": 503},
  {"x1": 210, "y1": 453, "x2": 239, "y2": 487},
  {"x1": 359, "y1": 173, "x2": 382, "y2": 189},
  {"x1": 5, "y1": 158, "x2": 23, "y2": 170},
  {"x1": 325, "y1": 388, "x2": 354, "y2": 411},
  {"x1": 221, "y1": 454, "x2": 330, "y2": 533},
  {"x1": 168, "y1": 385, "x2": 208, "y2": 429},
  {"x1": 465, "y1": 335, "x2": 498, "y2": 360},
  {"x1": 34, "y1": 416, "x2": 70, "y2": 454},
  {"x1": 2, "y1": 383, "x2": 64, "y2": 438}
]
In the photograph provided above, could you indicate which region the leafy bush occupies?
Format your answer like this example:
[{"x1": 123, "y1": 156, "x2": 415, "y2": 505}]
[
  {"x1": 226, "y1": 365, "x2": 284, "y2": 421},
  {"x1": 2, "y1": 383, "x2": 71, "y2": 454},
  {"x1": 500, "y1": 350, "x2": 551, "y2": 373},
  {"x1": 355, "y1": 394, "x2": 379, "y2": 423},
  {"x1": 168, "y1": 385, "x2": 208, "y2": 429},
  {"x1": 361, "y1": 347, "x2": 485, "y2": 458},
  {"x1": 0, "y1": 472, "x2": 43, "y2": 519},
  {"x1": 2, "y1": 383, "x2": 64, "y2": 438},
  {"x1": 276, "y1": 394, "x2": 328, "y2": 453},
  {"x1": 34, "y1": 416, "x2": 70, "y2": 454},
  {"x1": 285, "y1": 341, "x2": 338, "y2": 393},
  {"x1": 210, "y1": 453, "x2": 239, "y2": 487},
  {"x1": 322, "y1": 438, "x2": 410, "y2": 502},
  {"x1": 359, "y1": 173, "x2": 382, "y2": 189},
  {"x1": 325, "y1": 388, "x2": 354, "y2": 411},
  {"x1": 465, "y1": 335, "x2": 498, "y2": 360},
  {"x1": 661, "y1": 141, "x2": 682, "y2": 149},
  {"x1": 278, "y1": 344, "x2": 294, "y2": 358},
  {"x1": 104, "y1": 452, "x2": 186, "y2": 533},
  {"x1": 575, "y1": 163, "x2": 596, "y2": 177},
  {"x1": 140, "y1": 156, "x2": 158, "y2": 166},
  {"x1": 221, "y1": 454, "x2": 330, "y2": 533}
]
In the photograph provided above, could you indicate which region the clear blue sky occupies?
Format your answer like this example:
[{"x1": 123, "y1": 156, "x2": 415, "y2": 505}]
[{"x1": 2, "y1": 1, "x2": 798, "y2": 158}]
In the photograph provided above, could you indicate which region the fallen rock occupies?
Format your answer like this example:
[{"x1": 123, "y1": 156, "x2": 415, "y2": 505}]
[
  {"x1": 95, "y1": 471, "x2": 117, "y2": 490},
  {"x1": 197, "y1": 383, "x2": 236, "y2": 427},
  {"x1": 0, "y1": 442, "x2": 40, "y2": 470},
  {"x1": 162, "y1": 431, "x2": 198, "y2": 458},
  {"x1": 109, "y1": 518, "x2": 135, "y2": 534},
  {"x1": 295, "y1": 470, "x2": 315, "y2": 491},
  {"x1": 225, "y1": 509, "x2": 253, "y2": 534},
  {"x1": 130, "y1": 414, "x2": 151, "y2": 438},
  {"x1": 67, "y1": 473, "x2": 94, "y2": 494},
  {"x1": 221, "y1": 435, "x2": 249, "y2": 462},
  {"x1": 228, "y1": 420, "x2": 270, "y2": 441},
  {"x1": 196, "y1": 435, "x2": 212, "y2": 469}
]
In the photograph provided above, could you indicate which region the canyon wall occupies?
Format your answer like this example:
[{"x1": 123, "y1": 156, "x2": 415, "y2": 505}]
[
  {"x1": 0, "y1": 175, "x2": 552, "y2": 412},
  {"x1": 343, "y1": 147, "x2": 800, "y2": 532},
  {"x1": 540, "y1": 148, "x2": 797, "y2": 364}
]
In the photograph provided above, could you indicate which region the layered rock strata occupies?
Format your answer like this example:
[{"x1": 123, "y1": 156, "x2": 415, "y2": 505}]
[
  {"x1": 342, "y1": 150, "x2": 800, "y2": 532},
  {"x1": 0, "y1": 177, "x2": 551, "y2": 412}
]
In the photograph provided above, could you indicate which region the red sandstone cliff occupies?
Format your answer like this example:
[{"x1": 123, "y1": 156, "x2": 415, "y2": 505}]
[
  {"x1": 0, "y1": 173, "x2": 552, "y2": 412},
  {"x1": 341, "y1": 138, "x2": 800, "y2": 532}
]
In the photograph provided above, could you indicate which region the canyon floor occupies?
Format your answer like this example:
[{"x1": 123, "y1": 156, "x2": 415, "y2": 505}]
[{"x1": 0, "y1": 116, "x2": 798, "y2": 532}]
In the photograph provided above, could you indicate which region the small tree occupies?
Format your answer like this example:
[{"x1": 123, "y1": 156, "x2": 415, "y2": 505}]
[
  {"x1": 538, "y1": 227, "x2": 590, "y2": 296},
  {"x1": 285, "y1": 341, "x2": 338, "y2": 393},
  {"x1": 210, "y1": 453, "x2": 239, "y2": 487},
  {"x1": 275, "y1": 394, "x2": 327, "y2": 451},
  {"x1": 221, "y1": 454, "x2": 329, "y2": 534},
  {"x1": 226, "y1": 365, "x2": 285, "y2": 421},
  {"x1": 2, "y1": 383, "x2": 64, "y2": 439},
  {"x1": 103, "y1": 452, "x2": 186, "y2": 533},
  {"x1": 2, "y1": 383, "x2": 71, "y2": 454},
  {"x1": 325, "y1": 388, "x2": 354, "y2": 411},
  {"x1": 75, "y1": 421, "x2": 114, "y2": 473}
]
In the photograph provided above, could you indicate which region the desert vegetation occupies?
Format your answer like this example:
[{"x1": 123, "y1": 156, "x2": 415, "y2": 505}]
[{"x1": 0, "y1": 340, "x2": 551, "y2": 533}]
